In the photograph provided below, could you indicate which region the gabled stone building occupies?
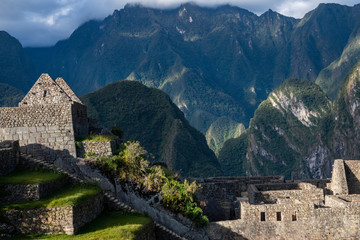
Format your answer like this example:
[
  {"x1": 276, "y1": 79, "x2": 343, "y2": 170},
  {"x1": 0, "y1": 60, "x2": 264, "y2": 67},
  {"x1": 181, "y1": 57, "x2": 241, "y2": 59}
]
[{"x1": 0, "y1": 73, "x2": 88, "y2": 161}]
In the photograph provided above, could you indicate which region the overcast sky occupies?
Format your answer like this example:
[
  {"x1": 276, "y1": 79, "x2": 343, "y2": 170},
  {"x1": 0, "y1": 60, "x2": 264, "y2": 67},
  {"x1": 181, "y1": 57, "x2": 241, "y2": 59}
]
[{"x1": 0, "y1": 0, "x2": 358, "y2": 47}]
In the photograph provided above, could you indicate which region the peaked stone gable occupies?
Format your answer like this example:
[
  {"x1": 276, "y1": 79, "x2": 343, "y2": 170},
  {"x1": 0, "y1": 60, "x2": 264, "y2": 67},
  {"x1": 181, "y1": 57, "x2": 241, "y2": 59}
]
[
  {"x1": 55, "y1": 77, "x2": 83, "y2": 104},
  {"x1": 19, "y1": 73, "x2": 73, "y2": 107}
]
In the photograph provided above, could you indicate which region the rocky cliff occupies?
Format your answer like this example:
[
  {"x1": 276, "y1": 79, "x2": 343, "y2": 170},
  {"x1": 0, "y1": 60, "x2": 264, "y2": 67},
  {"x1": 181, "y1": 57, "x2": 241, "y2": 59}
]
[{"x1": 220, "y1": 62, "x2": 360, "y2": 179}]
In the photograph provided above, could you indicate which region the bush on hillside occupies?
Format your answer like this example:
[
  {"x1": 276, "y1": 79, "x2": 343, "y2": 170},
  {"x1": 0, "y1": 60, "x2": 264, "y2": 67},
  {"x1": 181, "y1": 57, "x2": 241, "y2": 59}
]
[
  {"x1": 161, "y1": 179, "x2": 209, "y2": 227},
  {"x1": 94, "y1": 140, "x2": 209, "y2": 227}
]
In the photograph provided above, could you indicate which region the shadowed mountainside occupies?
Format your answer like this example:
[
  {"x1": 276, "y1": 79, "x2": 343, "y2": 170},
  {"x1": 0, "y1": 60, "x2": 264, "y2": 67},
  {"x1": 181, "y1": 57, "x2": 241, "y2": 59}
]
[{"x1": 81, "y1": 80, "x2": 222, "y2": 177}]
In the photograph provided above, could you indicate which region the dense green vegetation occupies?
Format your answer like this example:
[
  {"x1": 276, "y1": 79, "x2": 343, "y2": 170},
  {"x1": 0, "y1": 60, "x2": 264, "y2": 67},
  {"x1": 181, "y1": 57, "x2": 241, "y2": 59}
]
[
  {"x1": 0, "y1": 184, "x2": 101, "y2": 210},
  {"x1": 90, "y1": 140, "x2": 209, "y2": 227},
  {"x1": 0, "y1": 168, "x2": 65, "y2": 184},
  {"x1": 218, "y1": 132, "x2": 248, "y2": 176},
  {"x1": 276, "y1": 78, "x2": 331, "y2": 113},
  {"x1": 0, "y1": 83, "x2": 24, "y2": 107},
  {"x1": 10, "y1": 211, "x2": 151, "y2": 240},
  {"x1": 205, "y1": 116, "x2": 245, "y2": 155},
  {"x1": 219, "y1": 78, "x2": 331, "y2": 178},
  {"x1": 161, "y1": 179, "x2": 208, "y2": 227},
  {"x1": 81, "y1": 80, "x2": 221, "y2": 177},
  {"x1": 219, "y1": 61, "x2": 360, "y2": 179}
]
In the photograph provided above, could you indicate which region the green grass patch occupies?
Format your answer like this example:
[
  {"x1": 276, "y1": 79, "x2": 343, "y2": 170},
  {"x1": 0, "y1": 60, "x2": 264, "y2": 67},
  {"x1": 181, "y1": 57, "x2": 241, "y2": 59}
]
[
  {"x1": 0, "y1": 184, "x2": 101, "y2": 210},
  {"x1": 76, "y1": 134, "x2": 116, "y2": 142},
  {"x1": 0, "y1": 168, "x2": 65, "y2": 185},
  {"x1": 10, "y1": 211, "x2": 152, "y2": 240}
]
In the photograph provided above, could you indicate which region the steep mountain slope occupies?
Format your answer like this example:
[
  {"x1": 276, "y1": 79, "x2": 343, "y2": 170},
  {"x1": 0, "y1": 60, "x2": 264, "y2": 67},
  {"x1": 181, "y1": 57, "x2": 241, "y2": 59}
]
[
  {"x1": 205, "y1": 117, "x2": 245, "y2": 155},
  {"x1": 219, "y1": 79, "x2": 332, "y2": 179},
  {"x1": 219, "y1": 62, "x2": 360, "y2": 179},
  {"x1": 0, "y1": 83, "x2": 24, "y2": 107},
  {"x1": 25, "y1": 3, "x2": 298, "y2": 138},
  {"x1": 24, "y1": 3, "x2": 360, "y2": 150},
  {"x1": 0, "y1": 31, "x2": 35, "y2": 93},
  {"x1": 330, "y1": 62, "x2": 360, "y2": 159},
  {"x1": 81, "y1": 80, "x2": 222, "y2": 177},
  {"x1": 316, "y1": 4, "x2": 360, "y2": 99}
]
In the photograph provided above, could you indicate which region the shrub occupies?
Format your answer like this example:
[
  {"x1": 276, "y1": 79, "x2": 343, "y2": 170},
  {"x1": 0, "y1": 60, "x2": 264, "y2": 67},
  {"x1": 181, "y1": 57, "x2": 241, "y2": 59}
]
[
  {"x1": 161, "y1": 179, "x2": 208, "y2": 227},
  {"x1": 90, "y1": 140, "x2": 209, "y2": 227},
  {"x1": 111, "y1": 126, "x2": 123, "y2": 139}
]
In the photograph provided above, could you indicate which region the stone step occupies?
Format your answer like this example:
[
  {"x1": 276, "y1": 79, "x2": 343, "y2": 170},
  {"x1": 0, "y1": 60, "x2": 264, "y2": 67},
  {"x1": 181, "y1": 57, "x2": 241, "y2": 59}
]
[{"x1": 154, "y1": 222, "x2": 189, "y2": 240}]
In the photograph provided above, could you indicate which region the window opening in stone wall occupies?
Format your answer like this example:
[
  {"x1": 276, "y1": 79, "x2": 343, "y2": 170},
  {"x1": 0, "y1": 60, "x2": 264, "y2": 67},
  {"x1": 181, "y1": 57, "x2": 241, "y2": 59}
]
[
  {"x1": 43, "y1": 90, "x2": 47, "y2": 98},
  {"x1": 292, "y1": 211, "x2": 297, "y2": 221},
  {"x1": 276, "y1": 212, "x2": 281, "y2": 221},
  {"x1": 260, "y1": 212, "x2": 265, "y2": 221}
]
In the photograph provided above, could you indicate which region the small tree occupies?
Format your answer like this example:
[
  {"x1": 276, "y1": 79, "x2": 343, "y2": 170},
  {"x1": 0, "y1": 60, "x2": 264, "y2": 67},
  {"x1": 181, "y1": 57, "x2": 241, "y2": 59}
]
[
  {"x1": 111, "y1": 126, "x2": 123, "y2": 139},
  {"x1": 119, "y1": 141, "x2": 148, "y2": 183}
]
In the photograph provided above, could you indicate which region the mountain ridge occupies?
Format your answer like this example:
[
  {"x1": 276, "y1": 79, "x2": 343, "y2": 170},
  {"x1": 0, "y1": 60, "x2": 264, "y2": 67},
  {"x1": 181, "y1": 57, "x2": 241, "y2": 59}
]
[
  {"x1": 219, "y1": 61, "x2": 360, "y2": 179},
  {"x1": 81, "y1": 80, "x2": 222, "y2": 177}
]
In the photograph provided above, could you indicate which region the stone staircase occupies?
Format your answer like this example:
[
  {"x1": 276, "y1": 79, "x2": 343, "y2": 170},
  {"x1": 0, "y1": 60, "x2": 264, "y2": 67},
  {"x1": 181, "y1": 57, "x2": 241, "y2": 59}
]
[{"x1": 20, "y1": 153, "x2": 190, "y2": 240}]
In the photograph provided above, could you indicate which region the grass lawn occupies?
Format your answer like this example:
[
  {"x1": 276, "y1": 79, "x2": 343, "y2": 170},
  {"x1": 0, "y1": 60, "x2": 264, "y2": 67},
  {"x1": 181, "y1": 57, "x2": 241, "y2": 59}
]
[
  {"x1": 77, "y1": 134, "x2": 116, "y2": 142},
  {"x1": 0, "y1": 184, "x2": 101, "y2": 210},
  {"x1": 0, "y1": 168, "x2": 66, "y2": 184},
  {"x1": 9, "y1": 211, "x2": 152, "y2": 240}
]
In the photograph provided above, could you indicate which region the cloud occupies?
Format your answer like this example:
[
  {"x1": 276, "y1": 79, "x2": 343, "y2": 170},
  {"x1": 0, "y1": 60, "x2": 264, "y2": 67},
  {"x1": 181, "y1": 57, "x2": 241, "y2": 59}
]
[
  {"x1": 0, "y1": 0, "x2": 358, "y2": 47},
  {"x1": 276, "y1": 0, "x2": 359, "y2": 18}
]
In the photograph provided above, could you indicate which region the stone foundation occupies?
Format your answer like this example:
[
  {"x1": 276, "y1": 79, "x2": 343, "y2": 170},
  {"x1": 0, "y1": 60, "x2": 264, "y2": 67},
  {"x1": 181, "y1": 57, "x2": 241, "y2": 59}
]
[
  {"x1": 78, "y1": 140, "x2": 116, "y2": 157},
  {"x1": 0, "y1": 176, "x2": 68, "y2": 204},
  {"x1": 2, "y1": 193, "x2": 103, "y2": 235}
]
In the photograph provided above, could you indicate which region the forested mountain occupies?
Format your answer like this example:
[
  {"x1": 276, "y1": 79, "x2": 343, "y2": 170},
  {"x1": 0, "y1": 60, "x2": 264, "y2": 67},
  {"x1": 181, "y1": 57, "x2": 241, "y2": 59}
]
[
  {"x1": 24, "y1": 3, "x2": 360, "y2": 153},
  {"x1": 81, "y1": 80, "x2": 222, "y2": 177},
  {"x1": 0, "y1": 31, "x2": 34, "y2": 106},
  {"x1": 219, "y1": 62, "x2": 360, "y2": 179}
]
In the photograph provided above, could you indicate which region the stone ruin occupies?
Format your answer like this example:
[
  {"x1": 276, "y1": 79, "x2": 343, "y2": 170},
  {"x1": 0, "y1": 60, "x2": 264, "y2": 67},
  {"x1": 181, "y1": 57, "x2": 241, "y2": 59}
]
[
  {"x1": 204, "y1": 159, "x2": 360, "y2": 240},
  {"x1": 0, "y1": 73, "x2": 88, "y2": 162}
]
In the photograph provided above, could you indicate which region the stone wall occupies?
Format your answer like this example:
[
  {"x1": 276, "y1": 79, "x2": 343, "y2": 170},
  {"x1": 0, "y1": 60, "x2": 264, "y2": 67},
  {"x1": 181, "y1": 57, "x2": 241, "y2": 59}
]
[
  {"x1": 72, "y1": 193, "x2": 104, "y2": 233},
  {"x1": 2, "y1": 193, "x2": 103, "y2": 235},
  {"x1": 197, "y1": 176, "x2": 284, "y2": 194},
  {"x1": 0, "y1": 104, "x2": 77, "y2": 161},
  {"x1": 344, "y1": 160, "x2": 360, "y2": 194},
  {"x1": 0, "y1": 141, "x2": 19, "y2": 176},
  {"x1": 193, "y1": 176, "x2": 284, "y2": 221},
  {"x1": 207, "y1": 200, "x2": 360, "y2": 240},
  {"x1": 71, "y1": 102, "x2": 89, "y2": 137},
  {"x1": 248, "y1": 183, "x2": 324, "y2": 205},
  {"x1": 115, "y1": 181, "x2": 209, "y2": 240},
  {"x1": 78, "y1": 140, "x2": 116, "y2": 157},
  {"x1": 330, "y1": 159, "x2": 348, "y2": 195},
  {"x1": 0, "y1": 176, "x2": 68, "y2": 204}
]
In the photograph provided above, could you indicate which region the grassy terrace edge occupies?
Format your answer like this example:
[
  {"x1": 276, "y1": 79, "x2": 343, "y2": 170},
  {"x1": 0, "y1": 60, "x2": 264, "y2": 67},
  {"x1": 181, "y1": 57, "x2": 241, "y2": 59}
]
[
  {"x1": 0, "y1": 183, "x2": 102, "y2": 210},
  {"x1": 9, "y1": 211, "x2": 152, "y2": 240},
  {"x1": 76, "y1": 134, "x2": 116, "y2": 142},
  {"x1": 0, "y1": 168, "x2": 66, "y2": 185}
]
